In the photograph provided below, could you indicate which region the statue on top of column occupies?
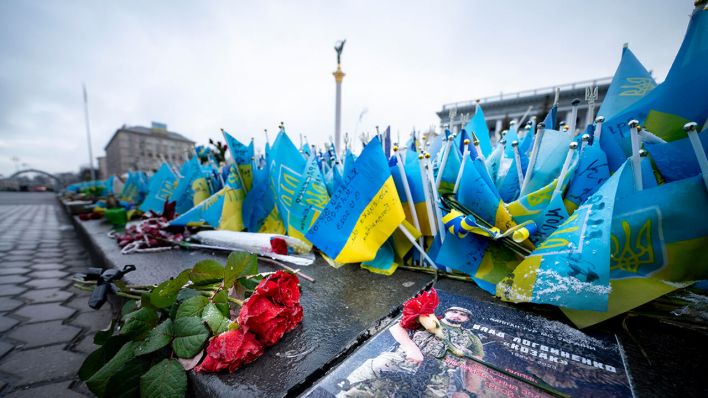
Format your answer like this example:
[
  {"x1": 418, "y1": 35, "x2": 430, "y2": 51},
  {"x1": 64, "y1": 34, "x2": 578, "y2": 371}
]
[{"x1": 334, "y1": 40, "x2": 346, "y2": 65}]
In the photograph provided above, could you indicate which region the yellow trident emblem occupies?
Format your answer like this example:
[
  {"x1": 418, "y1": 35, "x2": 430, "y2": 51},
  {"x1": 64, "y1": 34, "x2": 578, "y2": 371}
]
[
  {"x1": 610, "y1": 219, "x2": 655, "y2": 273},
  {"x1": 620, "y1": 77, "x2": 656, "y2": 97}
]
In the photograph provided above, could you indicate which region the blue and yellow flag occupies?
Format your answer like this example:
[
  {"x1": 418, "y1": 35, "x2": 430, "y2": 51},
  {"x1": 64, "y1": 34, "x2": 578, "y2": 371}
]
[
  {"x1": 519, "y1": 129, "x2": 571, "y2": 196},
  {"x1": 564, "y1": 168, "x2": 708, "y2": 327},
  {"x1": 242, "y1": 160, "x2": 284, "y2": 233},
  {"x1": 223, "y1": 130, "x2": 254, "y2": 192},
  {"x1": 600, "y1": 5, "x2": 708, "y2": 171},
  {"x1": 564, "y1": 140, "x2": 610, "y2": 213},
  {"x1": 597, "y1": 45, "x2": 656, "y2": 120},
  {"x1": 645, "y1": 130, "x2": 708, "y2": 183},
  {"x1": 139, "y1": 164, "x2": 177, "y2": 214},
  {"x1": 360, "y1": 241, "x2": 397, "y2": 276},
  {"x1": 496, "y1": 163, "x2": 628, "y2": 311},
  {"x1": 306, "y1": 136, "x2": 405, "y2": 263},
  {"x1": 389, "y1": 148, "x2": 433, "y2": 236},
  {"x1": 172, "y1": 157, "x2": 202, "y2": 215},
  {"x1": 498, "y1": 147, "x2": 528, "y2": 203},
  {"x1": 119, "y1": 171, "x2": 149, "y2": 205},
  {"x1": 457, "y1": 155, "x2": 514, "y2": 231},
  {"x1": 464, "y1": 104, "x2": 493, "y2": 157},
  {"x1": 437, "y1": 141, "x2": 462, "y2": 194},
  {"x1": 269, "y1": 130, "x2": 329, "y2": 243}
]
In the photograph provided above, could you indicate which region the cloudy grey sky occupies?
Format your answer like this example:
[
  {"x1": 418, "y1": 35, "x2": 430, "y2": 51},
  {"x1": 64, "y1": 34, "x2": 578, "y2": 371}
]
[{"x1": 0, "y1": 0, "x2": 695, "y2": 176}]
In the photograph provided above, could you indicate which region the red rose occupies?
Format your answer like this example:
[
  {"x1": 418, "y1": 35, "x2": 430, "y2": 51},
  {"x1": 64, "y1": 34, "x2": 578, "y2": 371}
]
[
  {"x1": 238, "y1": 271, "x2": 303, "y2": 346},
  {"x1": 400, "y1": 288, "x2": 440, "y2": 330},
  {"x1": 254, "y1": 270, "x2": 301, "y2": 307},
  {"x1": 195, "y1": 328, "x2": 263, "y2": 373}
]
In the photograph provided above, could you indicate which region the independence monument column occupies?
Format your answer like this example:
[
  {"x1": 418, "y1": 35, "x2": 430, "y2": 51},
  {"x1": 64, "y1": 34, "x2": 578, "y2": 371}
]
[{"x1": 333, "y1": 40, "x2": 346, "y2": 155}]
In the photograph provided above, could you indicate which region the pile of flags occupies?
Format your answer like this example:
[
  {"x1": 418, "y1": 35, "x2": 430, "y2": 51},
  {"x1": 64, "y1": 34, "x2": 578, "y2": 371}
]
[{"x1": 77, "y1": 4, "x2": 707, "y2": 328}]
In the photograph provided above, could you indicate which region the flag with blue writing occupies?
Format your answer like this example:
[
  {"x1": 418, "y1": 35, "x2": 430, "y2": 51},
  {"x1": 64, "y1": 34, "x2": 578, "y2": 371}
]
[
  {"x1": 563, "y1": 165, "x2": 708, "y2": 328},
  {"x1": 496, "y1": 163, "x2": 629, "y2": 311},
  {"x1": 306, "y1": 136, "x2": 405, "y2": 263},
  {"x1": 223, "y1": 130, "x2": 254, "y2": 192},
  {"x1": 139, "y1": 163, "x2": 177, "y2": 214},
  {"x1": 645, "y1": 130, "x2": 708, "y2": 183},
  {"x1": 597, "y1": 46, "x2": 656, "y2": 120},
  {"x1": 600, "y1": 5, "x2": 708, "y2": 171},
  {"x1": 457, "y1": 154, "x2": 515, "y2": 232},
  {"x1": 464, "y1": 104, "x2": 493, "y2": 157},
  {"x1": 564, "y1": 139, "x2": 610, "y2": 213},
  {"x1": 519, "y1": 129, "x2": 571, "y2": 196}
]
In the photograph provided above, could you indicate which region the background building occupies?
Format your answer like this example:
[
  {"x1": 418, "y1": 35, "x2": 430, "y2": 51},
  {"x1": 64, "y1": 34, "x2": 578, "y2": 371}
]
[
  {"x1": 104, "y1": 122, "x2": 195, "y2": 176},
  {"x1": 437, "y1": 77, "x2": 612, "y2": 140}
]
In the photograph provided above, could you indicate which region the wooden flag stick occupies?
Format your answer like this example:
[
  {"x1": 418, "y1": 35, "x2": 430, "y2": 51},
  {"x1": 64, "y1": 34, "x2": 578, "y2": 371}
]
[
  {"x1": 684, "y1": 122, "x2": 708, "y2": 191},
  {"x1": 628, "y1": 120, "x2": 643, "y2": 191},
  {"x1": 453, "y1": 139, "x2": 471, "y2": 194},
  {"x1": 521, "y1": 122, "x2": 545, "y2": 194},
  {"x1": 511, "y1": 141, "x2": 524, "y2": 191},
  {"x1": 398, "y1": 224, "x2": 436, "y2": 268},
  {"x1": 553, "y1": 142, "x2": 578, "y2": 197}
]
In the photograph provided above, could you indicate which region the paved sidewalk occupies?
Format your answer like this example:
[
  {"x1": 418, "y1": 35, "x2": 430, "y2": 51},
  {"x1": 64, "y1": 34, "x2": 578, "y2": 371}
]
[{"x1": 0, "y1": 193, "x2": 112, "y2": 397}]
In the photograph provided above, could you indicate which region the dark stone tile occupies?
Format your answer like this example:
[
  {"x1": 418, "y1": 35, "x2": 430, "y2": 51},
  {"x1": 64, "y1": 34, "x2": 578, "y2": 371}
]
[
  {"x1": 0, "y1": 345, "x2": 84, "y2": 386},
  {"x1": 0, "y1": 285, "x2": 26, "y2": 296},
  {"x1": 64, "y1": 296, "x2": 93, "y2": 312},
  {"x1": 0, "y1": 315, "x2": 19, "y2": 332},
  {"x1": 19, "y1": 288, "x2": 73, "y2": 303},
  {"x1": 0, "y1": 268, "x2": 30, "y2": 276},
  {"x1": 27, "y1": 270, "x2": 69, "y2": 279},
  {"x1": 24, "y1": 278, "x2": 71, "y2": 289},
  {"x1": 72, "y1": 333, "x2": 98, "y2": 354},
  {"x1": 2, "y1": 256, "x2": 33, "y2": 262},
  {"x1": 0, "y1": 298, "x2": 23, "y2": 312},
  {"x1": 0, "y1": 275, "x2": 29, "y2": 285},
  {"x1": 72, "y1": 310, "x2": 113, "y2": 330},
  {"x1": 12, "y1": 303, "x2": 75, "y2": 323},
  {"x1": 29, "y1": 263, "x2": 65, "y2": 271},
  {"x1": 6, "y1": 381, "x2": 85, "y2": 398},
  {"x1": 0, "y1": 262, "x2": 28, "y2": 268},
  {"x1": 0, "y1": 340, "x2": 13, "y2": 358},
  {"x1": 6, "y1": 320, "x2": 81, "y2": 349}
]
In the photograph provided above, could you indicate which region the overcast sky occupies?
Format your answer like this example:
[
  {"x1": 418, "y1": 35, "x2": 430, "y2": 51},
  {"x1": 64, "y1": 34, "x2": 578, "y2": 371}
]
[{"x1": 0, "y1": 0, "x2": 695, "y2": 176}]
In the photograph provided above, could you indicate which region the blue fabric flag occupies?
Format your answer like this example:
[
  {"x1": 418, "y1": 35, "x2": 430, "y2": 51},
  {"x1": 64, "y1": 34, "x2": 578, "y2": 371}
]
[
  {"x1": 645, "y1": 131, "x2": 708, "y2": 182},
  {"x1": 598, "y1": 46, "x2": 656, "y2": 120},
  {"x1": 464, "y1": 104, "x2": 493, "y2": 157},
  {"x1": 139, "y1": 164, "x2": 177, "y2": 214}
]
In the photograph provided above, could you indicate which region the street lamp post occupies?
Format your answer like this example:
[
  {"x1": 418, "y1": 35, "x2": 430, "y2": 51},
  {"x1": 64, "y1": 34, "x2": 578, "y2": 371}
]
[{"x1": 333, "y1": 40, "x2": 346, "y2": 156}]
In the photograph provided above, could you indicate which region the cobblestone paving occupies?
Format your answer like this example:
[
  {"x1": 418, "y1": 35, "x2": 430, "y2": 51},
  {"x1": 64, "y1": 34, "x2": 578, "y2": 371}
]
[{"x1": 0, "y1": 193, "x2": 112, "y2": 397}]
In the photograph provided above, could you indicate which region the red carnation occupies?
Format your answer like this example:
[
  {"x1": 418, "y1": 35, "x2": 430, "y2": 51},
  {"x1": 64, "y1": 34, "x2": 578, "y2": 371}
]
[
  {"x1": 238, "y1": 270, "x2": 303, "y2": 346},
  {"x1": 400, "y1": 288, "x2": 440, "y2": 330},
  {"x1": 195, "y1": 328, "x2": 263, "y2": 373}
]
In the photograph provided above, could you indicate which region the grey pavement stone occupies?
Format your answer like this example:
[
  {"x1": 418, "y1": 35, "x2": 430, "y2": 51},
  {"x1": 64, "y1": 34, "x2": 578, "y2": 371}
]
[
  {"x1": 0, "y1": 340, "x2": 13, "y2": 359},
  {"x1": 6, "y1": 320, "x2": 82, "y2": 349},
  {"x1": 63, "y1": 296, "x2": 93, "y2": 313},
  {"x1": 72, "y1": 310, "x2": 112, "y2": 329},
  {"x1": 0, "y1": 262, "x2": 29, "y2": 268},
  {"x1": 29, "y1": 263, "x2": 65, "y2": 271},
  {"x1": 27, "y1": 270, "x2": 69, "y2": 279},
  {"x1": 0, "y1": 298, "x2": 23, "y2": 312},
  {"x1": 0, "y1": 268, "x2": 30, "y2": 275},
  {"x1": 0, "y1": 345, "x2": 84, "y2": 386},
  {"x1": 0, "y1": 285, "x2": 26, "y2": 297},
  {"x1": 1, "y1": 256, "x2": 33, "y2": 263},
  {"x1": 12, "y1": 303, "x2": 76, "y2": 323},
  {"x1": 72, "y1": 334, "x2": 98, "y2": 354},
  {"x1": 0, "y1": 315, "x2": 19, "y2": 332},
  {"x1": 24, "y1": 278, "x2": 72, "y2": 289},
  {"x1": 5, "y1": 380, "x2": 85, "y2": 398},
  {"x1": 19, "y1": 288, "x2": 73, "y2": 303},
  {"x1": 0, "y1": 275, "x2": 29, "y2": 285}
]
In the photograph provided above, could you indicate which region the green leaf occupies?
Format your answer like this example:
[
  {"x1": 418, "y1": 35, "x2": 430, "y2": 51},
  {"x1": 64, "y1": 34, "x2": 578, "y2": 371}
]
[
  {"x1": 189, "y1": 259, "x2": 225, "y2": 285},
  {"x1": 225, "y1": 252, "x2": 257, "y2": 288},
  {"x1": 135, "y1": 319, "x2": 173, "y2": 356},
  {"x1": 150, "y1": 270, "x2": 190, "y2": 308},
  {"x1": 79, "y1": 335, "x2": 129, "y2": 381},
  {"x1": 93, "y1": 319, "x2": 117, "y2": 346},
  {"x1": 201, "y1": 303, "x2": 230, "y2": 335},
  {"x1": 176, "y1": 288, "x2": 202, "y2": 302},
  {"x1": 140, "y1": 359, "x2": 187, "y2": 398},
  {"x1": 175, "y1": 295, "x2": 208, "y2": 319},
  {"x1": 120, "y1": 307, "x2": 159, "y2": 340},
  {"x1": 121, "y1": 300, "x2": 138, "y2": 316},
  {"x1": 86, "y1": 341, "x2": 138, "y2": 397},
  {"x1": 171, "y1": 316, "x2": 209, "y2": 358},
  {"x1": 238, "y1": 276, "x2": 261, "y2": 292},
  {"x1": 212, "y1": 290, "x2": 230, "y2": 317},
  {"x1": 104, "y1": 356, "x2": 151, "y2": 398}
]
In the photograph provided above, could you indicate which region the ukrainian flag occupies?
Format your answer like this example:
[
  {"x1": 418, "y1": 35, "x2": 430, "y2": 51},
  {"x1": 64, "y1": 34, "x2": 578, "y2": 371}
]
[
  {"x1": 457, "y1": 155, "x2": 515, "y2": 232},
  {"x1": 389, "y1": 148, "x2": 433, "y2": 236},
  {"x1": 139, "y1": 164, "x2": 177, "y2": 214},
  {"x1": 172, "y1": 157, "x2": 202, "y2": 215},
  {"x1": 306, "y1": 136, "x2": 405, "y2": 263},
  {"x1": 597, "y1": 45, "x2": 656, "y2": 120},
  {"x1": 600, "y1": 4, "x2": 708, "y2": 171},
  {"x1": 222, "y1": 130, "x2": 254, "y2": 192}
]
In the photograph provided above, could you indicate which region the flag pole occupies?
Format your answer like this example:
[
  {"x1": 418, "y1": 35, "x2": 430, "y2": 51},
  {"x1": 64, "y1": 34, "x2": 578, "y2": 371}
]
[
  {"x1": 453, "y1": 139, "x2": 470, "y2": 194},
  {"x1": 82, "y1": 84, "x2": 96, "y2": 181},
  {"x1": 628, "y1": 120, "x2": 643, "y2": 191},
  {"x1": 424, "y1": 153, "x2": 446, "y2": 243},
  {"x1": 417, "y1": 154, "x2": 438, "y2": 238},
  {"x1": 435, "y1": 136, "x2": 454, "y2": 189},
  {"x1": 521, "y1": 122, "x2": 545, "y2": 194},
  {"x1": 397, "y1": 224, "x2": 436, "y2": 268},
  {"x1": 594, "y1": 116, "x2": 605, "y2": 143},
  {"x1": 684, "y1": 122, "x2": 708, "y2": 191},
  {"x1": 393, "y1": 146, "x2": 424, "y2": 257},
  {"x1": 580, "y1": 134, "x2": 590, "y2": 154},
  {"x1": 568, "y1": 99, "x2": 581, "y2": 136},
  {"x1": 470, "y1": 131, "x2": 485, "y2": 162},
  {"x1": 511, "y1": 141, "x2": 524, "y2": 191},
  {"x1": 553, "y1": 142, "x2": 578, "y2": 197}
]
